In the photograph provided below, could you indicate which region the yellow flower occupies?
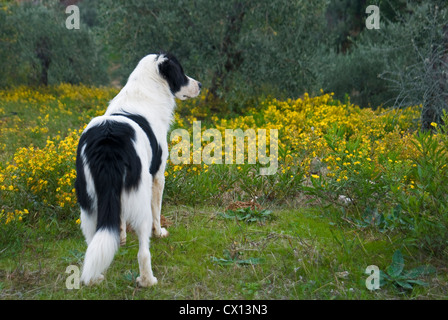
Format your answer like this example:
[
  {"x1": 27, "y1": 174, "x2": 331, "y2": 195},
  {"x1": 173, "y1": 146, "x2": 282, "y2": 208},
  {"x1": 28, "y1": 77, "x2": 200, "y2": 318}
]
[
  {"x1": 430, "y1": 122, "x2": 437, "y2": 128},
  {"x1": 311, "y1": 174, "x2": 319, "y2": 179}
]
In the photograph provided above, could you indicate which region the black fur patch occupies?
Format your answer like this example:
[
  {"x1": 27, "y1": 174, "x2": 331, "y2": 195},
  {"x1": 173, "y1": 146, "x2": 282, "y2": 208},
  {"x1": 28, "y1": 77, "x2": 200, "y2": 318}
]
[
  {"x1": 158, "y1": 53, "x2": 189, "y2": 94},
  {"x1": 75, "y1": 120, "x2": 142, "y2": 231},
  {"x1": 111, "y1": 112, "x2": 162, "y2": 176}
]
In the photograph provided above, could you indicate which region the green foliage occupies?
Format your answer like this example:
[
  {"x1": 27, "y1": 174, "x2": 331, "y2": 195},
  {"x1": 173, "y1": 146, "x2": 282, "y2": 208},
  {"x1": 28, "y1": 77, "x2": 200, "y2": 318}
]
[
  {"x1": 305, "y1": 109, "x2": 448, "y2": 258},
  {"x1": 380, "y1": 250, "x2": 436, "y2": 290},
  {"x1": 395, "y1": 124, "x2": 448, "y2": 256},
  {"x1": 219, "y1": 207, "x2": 274, "y2": 223},
  {"x1": 325, "y1": 0, "x2": 370, "y2": 52},
  {"x1": 97, "y1": 0, "x2": 329, "y2": 110},
  {"x1": 0, "y1": 1, "x2": 107, "y2": 87},
  {"x1": 316, "y1": 44, "x2": 396, "y2": 109},
  {"x1": 378, "y1": 3, "x2": 448, "y2": 129},
  {"x1": 317, "y1": 1, "x2": 448, "y2": 114},
  {"x1": 211, "y1": 250, "x2": 264, "y2": 266}
]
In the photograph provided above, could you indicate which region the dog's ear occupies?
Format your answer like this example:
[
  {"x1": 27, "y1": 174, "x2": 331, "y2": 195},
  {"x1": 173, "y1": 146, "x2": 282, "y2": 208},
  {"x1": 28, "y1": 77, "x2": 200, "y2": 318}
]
[{"x1": 158, "y1": 54, "x2": 189, "y2": 94}]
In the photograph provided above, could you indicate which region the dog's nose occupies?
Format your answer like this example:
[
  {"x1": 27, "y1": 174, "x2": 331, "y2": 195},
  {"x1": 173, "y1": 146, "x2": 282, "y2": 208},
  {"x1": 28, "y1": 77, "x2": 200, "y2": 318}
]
[{"x1": 198, "y1": 82, "x2": 202, "y2": 89}]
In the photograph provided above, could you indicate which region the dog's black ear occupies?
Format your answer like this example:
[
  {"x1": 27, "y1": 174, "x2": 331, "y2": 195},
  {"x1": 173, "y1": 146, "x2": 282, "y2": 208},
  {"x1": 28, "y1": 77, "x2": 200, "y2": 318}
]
[{"x1": 158, "y1": 54, "x2": 189, "y2": 94}]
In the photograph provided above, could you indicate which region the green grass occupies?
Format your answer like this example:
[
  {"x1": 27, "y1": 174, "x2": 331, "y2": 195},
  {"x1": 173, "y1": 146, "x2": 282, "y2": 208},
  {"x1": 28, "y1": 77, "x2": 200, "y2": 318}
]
[{"x1": 1, "y1": 205, "x2": 446, "y2": 299}]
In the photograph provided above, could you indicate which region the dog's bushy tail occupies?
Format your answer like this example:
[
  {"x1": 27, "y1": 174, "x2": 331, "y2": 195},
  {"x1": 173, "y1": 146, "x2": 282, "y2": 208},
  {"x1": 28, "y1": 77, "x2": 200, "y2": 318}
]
[
  {"x1": 81, "y1": 228, "x2": 119, "y2": 285},
  {"x1": 80, "y1": 178, "x2": 121, "y2": 284},
  {"x1": 78, "y1": 120, "x2": 142, "y2": 285}
]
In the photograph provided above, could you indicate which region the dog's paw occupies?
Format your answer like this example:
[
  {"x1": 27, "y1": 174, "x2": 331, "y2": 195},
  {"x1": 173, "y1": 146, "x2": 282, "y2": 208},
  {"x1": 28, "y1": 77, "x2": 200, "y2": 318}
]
[
  {"x1": 136, "y1": 275, "x2": 158, "y2": 287},
  {"x1": 160, "y1": 227, "x2": 169, "y2": 238},
  {"x1": 154, "y1": 227, "x2": 169, "y2": 238},
  {"x1": 120, "y1": 236, "x2": 126, "y2": 246}
]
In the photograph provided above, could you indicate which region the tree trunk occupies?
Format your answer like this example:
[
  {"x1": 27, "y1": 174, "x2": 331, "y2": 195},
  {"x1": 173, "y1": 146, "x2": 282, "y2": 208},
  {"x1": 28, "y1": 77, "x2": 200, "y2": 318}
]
[
  {"x1": 35, "y1": 37, "x2": 51, "y2": 86},
  {"x1": 421, "y1": 23, "x2": 448, "y2": 131},
  {"x1": 207, "y1": 2, "x2": 246, "y2": 105}
]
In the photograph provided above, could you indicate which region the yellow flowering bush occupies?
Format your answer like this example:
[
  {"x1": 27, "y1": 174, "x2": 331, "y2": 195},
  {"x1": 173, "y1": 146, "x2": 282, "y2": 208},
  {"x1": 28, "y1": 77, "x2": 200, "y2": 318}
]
[
  {"x1": 0, "y1": 128, "x2": 82, "y2": 223},
  {"x1": 0, "y1": 84, "x2": 117, "y2": 158},
  {"x1": 164, "y1": 91, "x2": 423, "y2": 204},
  {"x1": 0, "y1": 84, "x2": 116, "y2": 225}
]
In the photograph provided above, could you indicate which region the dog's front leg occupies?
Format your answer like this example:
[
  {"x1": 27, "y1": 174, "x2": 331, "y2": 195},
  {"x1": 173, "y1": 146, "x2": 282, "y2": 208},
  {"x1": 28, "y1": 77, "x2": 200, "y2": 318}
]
[{"x1": 151, "y1": 174, "x2": 169, "y2": 238}]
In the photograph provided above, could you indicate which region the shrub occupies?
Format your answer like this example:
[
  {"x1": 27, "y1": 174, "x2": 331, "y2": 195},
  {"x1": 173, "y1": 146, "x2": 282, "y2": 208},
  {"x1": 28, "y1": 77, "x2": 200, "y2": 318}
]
[
  {"x1": 379, "y1": 3, "x2": 448, "y2": 130},
  {"x1": 0, "y1": 1, "x2": 108, "y2": 87},
  {"x1": 97, "y1": 0, "x2": 329, "y2": 110},
  {"x1": 0, "y1": 129, "x2": 82, "y2": 225},
  {"x1": 0, "y1": 85, "x2": 117, "y2": 225}
]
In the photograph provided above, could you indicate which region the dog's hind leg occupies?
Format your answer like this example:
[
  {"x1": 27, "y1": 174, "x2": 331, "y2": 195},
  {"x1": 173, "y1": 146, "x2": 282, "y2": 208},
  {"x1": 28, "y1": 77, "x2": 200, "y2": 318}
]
[
  {"x1": 120, "y1": 219, "x2": 127, "y2": 246},
  {"x1": 151, "y1": 173, "x2": 169, "y2": 238},
  {"x1": 135, "y1": 219, "x2": 158, "y2": 287},
  {"x1": 128, "y1": 175, "x2": 158, "y2": 287}
]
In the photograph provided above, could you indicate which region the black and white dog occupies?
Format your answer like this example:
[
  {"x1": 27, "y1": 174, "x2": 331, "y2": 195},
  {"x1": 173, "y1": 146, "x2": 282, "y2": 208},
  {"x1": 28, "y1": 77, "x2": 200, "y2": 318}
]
[{"x1": 75, "y1": 53, "x2": 201, "y2": 287}]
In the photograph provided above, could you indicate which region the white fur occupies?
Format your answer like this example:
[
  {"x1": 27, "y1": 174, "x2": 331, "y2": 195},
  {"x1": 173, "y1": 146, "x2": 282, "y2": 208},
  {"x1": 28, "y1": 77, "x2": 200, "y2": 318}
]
[
  {"x1": 80, "y1": 229, "x2": 119, "y2": 285},
  {"x1": 79, "y1": 54, "x2": 200, "y2": 286}
]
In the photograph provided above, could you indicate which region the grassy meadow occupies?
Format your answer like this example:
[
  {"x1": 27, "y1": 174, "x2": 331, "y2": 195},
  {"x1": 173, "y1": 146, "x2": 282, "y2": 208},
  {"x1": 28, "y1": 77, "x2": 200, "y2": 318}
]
[{"x1": 0, "y1": 85, "x2": 447, "y2": 299}]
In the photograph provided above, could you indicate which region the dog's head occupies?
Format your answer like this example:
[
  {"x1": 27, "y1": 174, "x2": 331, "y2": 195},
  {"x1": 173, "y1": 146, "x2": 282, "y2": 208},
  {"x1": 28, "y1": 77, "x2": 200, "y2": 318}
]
[{"x1": 156, "y1": 53, "x2": 201, "y2": 100}]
